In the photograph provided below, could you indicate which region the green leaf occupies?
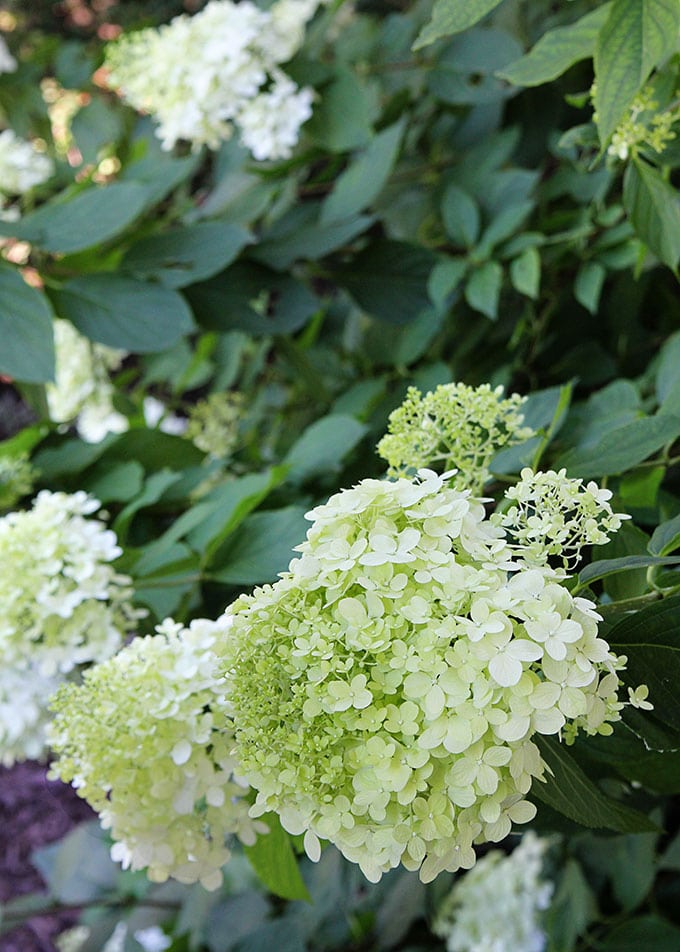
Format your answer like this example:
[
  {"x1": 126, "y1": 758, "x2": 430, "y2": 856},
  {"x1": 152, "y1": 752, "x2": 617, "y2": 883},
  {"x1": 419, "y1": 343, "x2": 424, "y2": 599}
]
[
  {"x1": 556, "y1": 414, "x2": 680, "y2": 478},
  {"x1": 321, "y1": 120, "x2": 405, "y2": 225},
  {"x1": 113, "y1": 469, "x2": 182, "y2": 540},
  {"x1": 509, "y1": 246, "x2": 540, "y2": 299},
  {"x1": 600, "y1": 916, "x2": 680, "y2": 952},
  {"x1": 0, "y1": 182, "x2": 152, "y2": 253},
  {"x1": 608, "y1": 594, "x2": 680, "y2": 731},
  {"x1": 70, "y1": 97, "x2": 124, "y2": 163},
  {"x1": 334, "y1": 240, "x2": 436, "y2": 324},
  {"x1": 243, "y1": 815, "x2": 310, "y2": 902},
  {"x1": 623, "y1": 159, "x2": 680, "y2": 271},
  {"x1": 649, "y1": 513, "x2": 680, "y2": 556},
  {"x1": 578, "y1": 554, "x2": 680, "y2": 587},
  {"x1": 441, "y1": 185, "x2": 480, "y2": 247},
  {"x1": 253, "y1": 205, "x2": 373, "y2": 270},
  {"x1": 121, "y1": 222, "x2": 252, "y2": 289},
  {"x1": 545, "y1": 860, "x2": 597, "y2": 952},
  {"x1": 51, "y1": 275, "x2": 195, "y2": 352},
  {"x1": 574, "y1": 261, "x2": 606, "y2": 314},
  {"x1": 209, "y1": 506, "x2": 309, "y2": 584},
  {"x1": 533, "y1": 736, "x2": 657, "y2": 833},
  {"x1": 284, "y1": 414, "x2": 367, "y2": 484},
  {"x1": 428, "y1": 258, "x2": 468, "y2": 308},
  {"x1": 498, "y1": 4, "x2": 612, "y2": 86},
  {"x1": 84, "y1": 460, "x2": 145, "y2": 504},
  {"x1": 594, "y1": 0, "x2": 680, "y2": 145},
  {"x1": 414, "y1": 0, "x2": 504, "y2": 51},
  {"x1": 305, "y1": 68, "x2": 377, "y2": 151},
  {"x1": 476, "y1": 201, "x2": 534, "y2": 256},
  {"x1": 464, "y1": 260, "x2": 503, "y2": 319},
  {"x1": 32, "y1": 822, "x2": 116, "y2": 903},
  {"x1": 599, "y1": 832, "x2": 658, "y2": 911},
  {"x1": 0, "y1": 266, "x2": 55, "y2": 383}
]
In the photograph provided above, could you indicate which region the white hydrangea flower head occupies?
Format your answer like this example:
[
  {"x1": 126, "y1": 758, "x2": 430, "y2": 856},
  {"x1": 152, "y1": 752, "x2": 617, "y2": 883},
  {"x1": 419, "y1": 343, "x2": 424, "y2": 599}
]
[
  {"x1": 432, "y1": 832, "x2": 553, "y2": 952},
  {"x1": 104, "y1": 0, "x2": 322, "y2": 159},
  {"x1": 0, "y1": 489, "x2": 139, "y2": 764},
  {"x1": 223, "y1": 470, "x2": 629, "y2": 884},
  {"x1": 0, "y1": 128, "x2": 53, "y2": 196},
  {"x1": 377, "y1": 383, "x2": 534, "y2": 493},
  {"x1": 0, "y1": 36, "x2": 17, "y2": 74},
  {"x1": 496, "y1": 467, "x2": 629, "y2": 570},
  {"x1": 47, "y1": 318, "x2": 129, "y2": 443},
  {"x1": 49, "y1": 616, "x2": 264, "y2": 891}
]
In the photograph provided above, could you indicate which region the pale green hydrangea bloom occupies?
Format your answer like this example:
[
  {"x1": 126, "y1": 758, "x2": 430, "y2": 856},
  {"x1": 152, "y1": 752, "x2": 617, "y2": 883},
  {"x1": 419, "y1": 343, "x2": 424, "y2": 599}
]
[
  {"x1": 49, "y1": 617, "x2": 265, "y2": 892},
  {"x1": 104, "y1": 0, "x2": 321, "y2": 158},
  {"x1": 47, "y1": 319, "x2": 128, "y2": 444},
  {"x1": 185, "y1": 391, "x2": 244, "y2": 458},
  {"x1": 0, "y1": 453, "x2": 36, "y2": 510},
  {"x1": 432, "y1": 832, "x2": 553, "y2": 952},
  {"x1": 0, "y1": 490, "x2": 138, "y2": 764},
  {"x1": 377, "y1": 383, "x2": 534, "y2": 493},
  {"x1": 496, "y1": 468, "x2": 628, "y2": 571},
  {"x1": 224, "y1": 470, "x2": 628, "y2": 884}
]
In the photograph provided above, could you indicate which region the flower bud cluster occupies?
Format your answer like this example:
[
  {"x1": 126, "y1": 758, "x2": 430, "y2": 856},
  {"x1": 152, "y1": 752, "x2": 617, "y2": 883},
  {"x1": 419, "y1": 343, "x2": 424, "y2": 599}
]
[
  {"x1": 104, "y1": 0, "x2": 323, "y2": 159},
  {"x1": 224, "y1": 470, "x2": 628, "y2": 883},
  {"x1": 377, "y1": 383, "x2": 534, "y2": 493},
  {"x1": 47, "y1": 319, "x2": 129, "y2": 444},
  {"x1": 432, "y1": 832, "x2": 553, "y2": 952},
  {"x1": 603, "y1": 84, "x2": 679, "y2": 161},
  {"x1": 496, "y1": 467, "x2": 628, "y2": 570},
  {"x1": 0, "y1": 490, "x2": 137, "y2": 764},
  {"x1": 49, "y1": 617, "x2": 264, "y2": 891},
  {"x1": 186, "y1": 391, "x2": 244, "y2": 458}
]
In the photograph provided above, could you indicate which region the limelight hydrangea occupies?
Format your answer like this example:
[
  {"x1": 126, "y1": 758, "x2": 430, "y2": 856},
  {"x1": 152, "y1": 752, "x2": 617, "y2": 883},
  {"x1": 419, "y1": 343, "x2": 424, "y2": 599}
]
[
  {"x1": 496, "y1": 468, "x2": 628, "y2": 571},
  {"x1": 46, "y1": 318, "x2": 128, "y2": 443},
  {"x1": 224, "y1": 470, "x2": 629, "y2": 884},
  {"x1": 432, "y1": 833, "x2": 553, "y2": 952},
  {"x1": 104, "y1": 0, "x2": 322, "y2": 159},
  {"x1": 377, "y1": 384, "x2": 534, "y2": 493},
  {"x1": 49, "y1": 617, "x2": 264, "y2": 891},
  {"x1": 0, "y1": 128, "x2": 53, "y2": 196},
  {"x1": 185, "y1": 391, "x2": 244, "y2": 457},
  {"x1": 0, "y1": 490, "x2": 138, "y2": 765}
]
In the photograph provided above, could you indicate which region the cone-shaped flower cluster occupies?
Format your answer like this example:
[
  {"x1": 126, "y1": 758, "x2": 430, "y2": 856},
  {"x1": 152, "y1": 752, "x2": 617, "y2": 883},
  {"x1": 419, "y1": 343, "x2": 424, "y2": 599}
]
[
  {"x1": 104, "y1": 0, "x2": 323, "y2": 159},
  {"x1": 224, "y1": 470, "x2": 627, "y2": 883},
  {"x1": 49, "y1": 618, "x2": 264, "y2": 891},
  {"x1": 0, "y1": 490, "x2": 137, "y2": 765}
]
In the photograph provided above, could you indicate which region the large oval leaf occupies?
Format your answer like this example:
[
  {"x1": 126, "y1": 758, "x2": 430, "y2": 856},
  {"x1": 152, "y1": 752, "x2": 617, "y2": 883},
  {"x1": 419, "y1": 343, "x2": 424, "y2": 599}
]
[{"x1": 0, "y1": 266, "x2": 55, "y2": 383}]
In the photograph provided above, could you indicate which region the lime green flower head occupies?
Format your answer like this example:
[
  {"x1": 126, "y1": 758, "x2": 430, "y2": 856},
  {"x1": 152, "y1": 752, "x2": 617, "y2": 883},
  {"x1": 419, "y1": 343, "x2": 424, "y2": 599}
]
[
  {"x1": 49, "y1": 617, "x2": 264, "y2": 891},
  {"x1": 224, "y1": 470, "x2": 627, "y2": 884},
  {"x1": 186, "y1": 392, "x2": 244, "y2": 458},
  {"x1": 377, "y1": 383, "x2": 534, "y2": 493}
]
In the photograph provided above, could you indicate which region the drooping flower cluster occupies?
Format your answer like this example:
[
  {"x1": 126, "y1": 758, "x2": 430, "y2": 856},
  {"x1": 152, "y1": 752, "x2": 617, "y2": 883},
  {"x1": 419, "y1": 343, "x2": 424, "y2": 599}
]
[
  {"x1": 0, "y1": 490, "x2": 138, "y2": 765},
  {"x1": 377, "y1": 383, "x2": 534, "y2": 493},
  {"x1": 496, "y1": 467, "x2": 628, "y2": 571},
  {"x1": 432, "y1": 833, "x2": 554, "y2": 952},
  {"x1": 0, "y1": 128, "x2": 53, "y2": 197},
  {"x1": 104, "y1": 0, "x2": 323, "y2": 159},
  {"x1": 49, "y1": 617, "x2": 265, "y2": 891},
  {"x1": 46, "y1": 318, "x2": 129, "y2": 443},
  {"x1": 224, "y1": 470, "x2": 629, "y2": 883},
  {"x1": 185, "y1": 391, "x2": 244, "y2": 457}
]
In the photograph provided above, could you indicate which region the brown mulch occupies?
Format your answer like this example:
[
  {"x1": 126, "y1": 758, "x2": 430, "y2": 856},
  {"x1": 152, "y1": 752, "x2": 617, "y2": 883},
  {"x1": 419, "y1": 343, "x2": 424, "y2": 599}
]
[{"x1": 0, "y1": 761, "x2": 94, "y2": 952}]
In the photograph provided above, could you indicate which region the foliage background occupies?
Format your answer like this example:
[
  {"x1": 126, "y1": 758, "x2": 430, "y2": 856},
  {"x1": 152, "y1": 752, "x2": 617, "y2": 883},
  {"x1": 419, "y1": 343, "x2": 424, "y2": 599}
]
[{"x1": 0, "y1": 0, "x2": 680, "y2": 949}]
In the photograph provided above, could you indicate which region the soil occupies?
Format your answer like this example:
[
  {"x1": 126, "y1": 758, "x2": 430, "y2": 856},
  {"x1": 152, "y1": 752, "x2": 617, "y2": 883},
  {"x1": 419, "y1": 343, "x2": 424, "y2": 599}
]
[{"x1": 0, "y1": 761, "x2": 94, "y2": 952}]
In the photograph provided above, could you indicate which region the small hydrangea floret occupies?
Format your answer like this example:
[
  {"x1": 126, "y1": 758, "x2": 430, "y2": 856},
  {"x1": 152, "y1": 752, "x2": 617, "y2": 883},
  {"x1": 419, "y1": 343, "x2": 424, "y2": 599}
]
[
  {"x1": 224, "y1": 470, "x2": 629, "y2": 883},
  {"x1": 49, "y1": 617, "x2": 264, "y2": 891},
  {"x1": 377, "y1": 383, "x2": 534, "y2": 493}
]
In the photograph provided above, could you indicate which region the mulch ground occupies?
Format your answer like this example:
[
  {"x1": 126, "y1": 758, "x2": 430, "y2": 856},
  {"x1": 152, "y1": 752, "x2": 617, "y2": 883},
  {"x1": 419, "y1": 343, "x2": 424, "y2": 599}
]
[{"x1": 0, "y1": 761, "x2": 94, "y2": 952}]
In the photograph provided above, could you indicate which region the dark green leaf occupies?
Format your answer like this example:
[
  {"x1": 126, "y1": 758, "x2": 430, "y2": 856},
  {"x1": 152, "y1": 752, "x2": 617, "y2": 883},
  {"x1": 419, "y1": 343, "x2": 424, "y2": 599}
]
[
  {"x1": 305, "y1": 69, "x2": 377, "y2": 151},
  {"x1": 578, "y1": 554, "x2": 680, "y2": 587},
  {"x1": 556, "y1": 414, "x2": 680, "y2": 478},
  {"x1": 0, "y1": 183, "x2": 152, "y2": 253},
  {"x1": 464, "y1": 261, "x2": 503, "y2": 319},
  {"x1": 284, "y1": 414, "x2": 367, "y2": 483},
  {"x1": 243, "y1": 815, "x2": 310, "y2": 902},
  {"x1": 623, "y1": 159, "x2": 680, "y2": 270},
  {"x1": 321, "y1": 120, "x2": 405, "y2": 225},
  {"x1": 414, "y1": 0, "x2": 504, "y2": 50},
  {"x1": 532, "y1": 736, "x2": 657, "y2": 833},
  {"x1": 253, "y1": 204, "x2": 373, "y2": 270},
  {"x1": 509, "y1": 246, "x2": 540, "y2": 299},
  {"x1": 574, "y1": 261, "x2": 606, "y2": 314},
  {"x1": 51, "y1": 275, "x2": 195, "y2": 352},
  {"x1": 334, "y1": 240, "x2": 436, "y2": 324},
  {"x1": 121, "y1": 222, "x2": 252, "y2": 289},
  {"x1": 32, "y1": 822, "x2": 116, "y2": 903},
  {"x1": 600, "y1": 916, "x2": 680, "y2": 952},
  {"x1": 71, "y1": 97, "x2": 124, "y2": 163},
  {"x1": 428, "y1": 258, "x2": 468, "y2": 308},
  {"x1": 209, "y1": 506, "x2": 309, "y2": 584},
  {"x1": 498, "y1": 5, "x2": 612, "y2": 86},
  {"x1": 545, "y1": 860, "x2": 596, "y2": 952},
  {"x1": 476, "y1": 201, "x2": 534, "y2": 255},
  {"x1": 441, "y1": 185, "x2": 480, "y2": 247},
  {"x1": 594, "y1": 0, "x2": 680, "y2": 145},
  {"x1": 0, "y1": 266, "x2": 55, "y2": 383},
  {"x1": 608, "y1": 594, "x2": 680, "y2": 731},
  {"x1": 649, "y1": 514, "x2": 680, "y2": 556}
]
